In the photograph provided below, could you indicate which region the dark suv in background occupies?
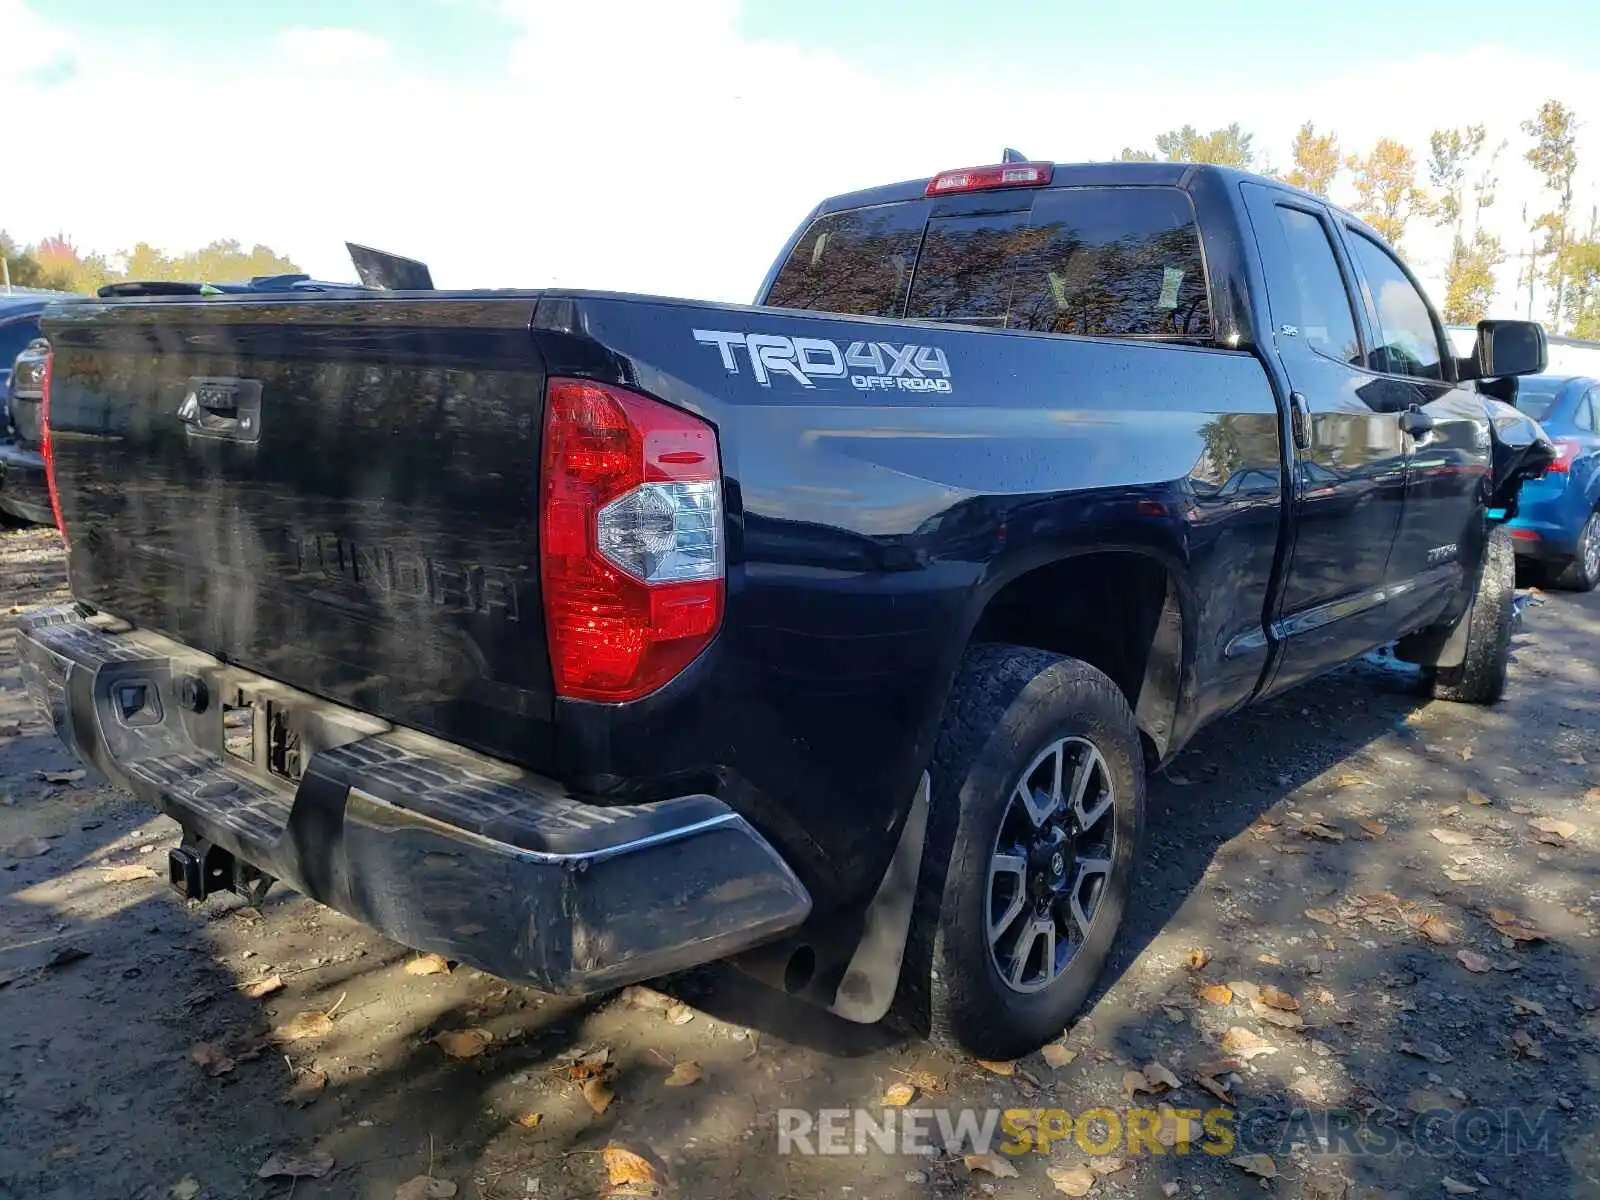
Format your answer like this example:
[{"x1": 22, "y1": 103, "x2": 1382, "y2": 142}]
[{"x1": 0, "y1": 290, "x2": 78, "y2": 524}]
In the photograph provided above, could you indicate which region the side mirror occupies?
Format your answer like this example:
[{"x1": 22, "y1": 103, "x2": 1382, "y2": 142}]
[{"x1": 1471, "y1": 320, "x2": 1547, "y2": 378}]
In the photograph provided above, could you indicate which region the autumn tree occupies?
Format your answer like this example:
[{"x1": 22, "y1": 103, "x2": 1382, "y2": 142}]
[
  {"x1": 1120, "y1": 124, "x2": 1256, "y2": 168},
  {"x1": 1284, "y1": 122, "x2": 1341, "y2": 197},
  {"x1": 1346, "y1": 138, "x2": 1430, "y2": 248},
  {"x1": 1521, "y1": 100, "x2": 1580, "y2": 330},
  {"x1": 0, "y1": 234, "x2": 301, "y2": 295},
  {"x1": 1427, "y1": 126, "x2": 1505, "y2": 324},
  {"x1": 1558, "y1": 207, "x2": 1600, "y2": 339}
]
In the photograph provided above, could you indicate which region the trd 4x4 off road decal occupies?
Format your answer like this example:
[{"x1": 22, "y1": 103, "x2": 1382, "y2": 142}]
[{"x1": 692, "y1": 329, "x2": 953, "y2": 393}]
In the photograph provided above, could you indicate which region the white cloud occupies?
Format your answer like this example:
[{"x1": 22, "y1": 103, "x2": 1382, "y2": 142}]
[
  {"x1": 1, "y1": 0, "x2": 1597, "y2": 321},
  {"x1": 275, "y1": 26, "x2": 393, "y2": 67}
]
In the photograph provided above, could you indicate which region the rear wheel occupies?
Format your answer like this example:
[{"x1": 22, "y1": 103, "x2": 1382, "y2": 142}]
[
  {"x1": 1551, "y1": 511, "x2": 1600, "y2": 592},
  {"x1": 893, "y1": 644, "x2": 1144, "y2": 1060},
  {"x1": 1427, "y1": 526, "x2": 1515, "y2": 705}
]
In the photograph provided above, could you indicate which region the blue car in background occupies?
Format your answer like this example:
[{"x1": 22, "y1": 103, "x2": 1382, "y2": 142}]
[{"x1": 1509, "y1": 373, "x2": 1600, "y2": 590}]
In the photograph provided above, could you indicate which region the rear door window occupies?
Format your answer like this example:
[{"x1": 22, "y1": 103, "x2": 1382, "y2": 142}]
[
  {"x1": 0, "y1": 318, "x2": 41, "y2": 371},
  {"x1": 767, "y1": 186, "x2": 1211, "y2": 343},
  {"x1": 1264, "y1": 206, "x2": 1362, "y2": 365}
]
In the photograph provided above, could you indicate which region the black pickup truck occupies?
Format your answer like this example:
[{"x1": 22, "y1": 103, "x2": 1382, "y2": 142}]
[{"x1": 18, "y1": 160, "x2": 1554, "y2": 1060}]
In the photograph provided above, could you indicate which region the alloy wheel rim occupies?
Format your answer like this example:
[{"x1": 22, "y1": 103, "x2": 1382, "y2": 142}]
[
  {"x1": 986, "y1": 736, "x2": 1117, "y2": 994},
  {"x1": 1585, "y1": 516, "x2": 1599, "y2": 581}
]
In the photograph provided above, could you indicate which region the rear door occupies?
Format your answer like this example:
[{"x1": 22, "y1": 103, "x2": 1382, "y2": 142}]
[
  {"x1": 1338, "y1": 228, "x2": 1492, "y2": 603},
  {"x1": 1240, "y1": 184, "x2": 1408, "y2": 694}
]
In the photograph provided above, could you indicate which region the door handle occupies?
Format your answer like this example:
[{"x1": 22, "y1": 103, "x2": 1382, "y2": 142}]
[
  {"x1": 1290, "y1": 392, "x2": 1311, "y2": 450},
  {"x1": 1399, "y1": 405, "x2": 1434, "y2": 437}
]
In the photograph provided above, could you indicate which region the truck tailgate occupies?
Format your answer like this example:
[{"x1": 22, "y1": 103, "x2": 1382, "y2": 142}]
[{"x1": 41, "y1": 294, "x2": 557, "y2": 769}]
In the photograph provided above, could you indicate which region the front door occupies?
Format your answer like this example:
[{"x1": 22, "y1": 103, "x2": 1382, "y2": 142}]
[
  {"x1": 1240, "y1": 185, "x2": 1409, "y2": 696},
  {"x1": 1338, "y1": 228, "x2": 1493, "y2": 608}
]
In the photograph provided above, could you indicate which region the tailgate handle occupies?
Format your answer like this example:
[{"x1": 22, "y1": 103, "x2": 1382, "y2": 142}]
[{"x1": 178, "y1": 378, "x2": 263, "y2": 443}]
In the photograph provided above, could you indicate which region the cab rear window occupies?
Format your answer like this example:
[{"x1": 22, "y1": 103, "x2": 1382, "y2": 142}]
[{"x1": 765, "y1": 186, "x2": 1211, "y2": 343}]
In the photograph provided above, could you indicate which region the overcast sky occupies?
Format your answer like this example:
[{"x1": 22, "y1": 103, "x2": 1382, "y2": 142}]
[{"x1": 4, "y1": 0, "x2": 1599, "y2": 317}]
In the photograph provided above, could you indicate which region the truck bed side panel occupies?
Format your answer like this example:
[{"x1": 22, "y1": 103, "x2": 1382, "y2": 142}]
[{"x1": 536, "y1": 295, "x2": 1284, "y2": 896}]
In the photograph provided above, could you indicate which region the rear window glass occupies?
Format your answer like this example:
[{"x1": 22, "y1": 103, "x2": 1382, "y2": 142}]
[
  {"x1": 766, "y1": 186, "x2": 1211, "y2": 343},
  {"x1": 1515, "y1": 382, "x2": 1563, "y2": 421},
  {"x1": 764, "y1": 204, "x2": 925, "y2": 319}
]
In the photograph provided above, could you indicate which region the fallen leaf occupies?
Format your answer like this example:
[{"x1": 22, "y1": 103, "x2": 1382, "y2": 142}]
[
  {"x1": 882, "y1": 1082, "x2": 915, "y2": 1106},
  {"x1": 169, "y1": 1178, "x2": 200, "y2": 1200},
  {"x1": 188, "y1": 1041, "x2": 235, "y2": 1077},
  {"x1": 1305, "y1": 908, "x2": 1340, "y2": 926},
  {"x1": 1230, "y1": 1153, "x2": 1277, "y2": 1179},
  {"x1": 1143, "y1": 1062, "x2": 1182, "y2": 1091},
  {"x1": 964, "y1": 1154, "x2": 1019, "y2": 1179},
  {"x1": 603, "y1": 1145, "x2": 660, "y2": 1195},
  {"x1": 257, "y1": 1151, "x2": 335, "y2": 1181},
  {"x1": 1163, "y1": 1185, "x2": 1180, "y2": 1198},
  {"x1": 1359, "y1": 820, "x2": 1388, "y2": 837},
  {"x1": 1430, "y1": 828, "x2": 1473, "y2": 846},
  {"x1": 1259, "y1": 985, "x2": 1299, "y2": 1012},
  {"x1": 395, "y1": 1178, "x2": 457, "y2": 1200},
  {"x1": 583, "y1": 1077, "x2": 614, "y2": 1114},
  {"x1": 1584, "y1": 787, "x2": 1600, "y2": 804},
  {"x1": 1220, "y1": 1028, "x2": 1277, "y2": 1059},
  {"x1": 1487, "y1": 910, "x2": 1547, "y2": 943},
  {"x1": 657, "y1": 1002, "x2": 694, "y2": 1027},
  {"x1": 283, "y1": 1068, "x2": 328, "y2": 1107},
  {"x1": 1229, "y1": 980, "x2": 1261, "y2": 1002},
  {"x1": 974, "y1": 1058, "x2": 1015, "y2": 1077},
  {"x1": 433, "y1": 1028, "x2": 492, "y2": 1059},
  {"x1": 901, "y1": 1068, "x2": 945, "y2": 1092},
  {"x1": 1197, "y1": 982, "x2": 1234, "y2": 1006},
  {"x1": 1185, "y1": 947, "x2": 1212, "y2": 971},
  {"x1": 1121, "y1": 1069, "x2": 1150, "y2": 1100},
  {"x1": 1441, "y1": 1178, "x2": 1479, "y2": 1197},
  {"x1": 1335, "y1": 773, "x2": 1366, "y2": 788},
  {"x1": 1046, "y1": 1164, "x2": 1097, "y2": 1196},
  {"x1": 1195, "y1": 1071, "x2": 1233, "y2": 1103},
  {"x1": 513, "y1": 1111, "x2": 543, "y2": 1130},
  {"x1": 405, "y1": 954, "x2": 452, "y2": 977},
  {"x1": 1041, "y1": 1042, "x2": 1078, "y2": 1069},
  {"x1": 241, "y1": 974, "x2": 284, "y2": 1000},
  {"x1": 5, "y1": 837, "x2": 51, "y2": 858},
  {"x1": 1511, "y1": 996, "x2": 1547, "y2": 1017},
  {"x1": 104, "y1": 863, "x2": 158, "y2": 882},
  {"x1": 1250, "y1": 998, "x2": 1304, "y2": 1029},
  {"x1": 1458, "y1": 745, "x2": 1474, "y2": 761},
  {"x1": 45, "y1": 945, "x2": 90, "y2": 969},
  {"x1": 38, "y1": 769, "x2": 86, "y2": 785},
  {"x1": 1400, "y1": 1040, "x2": 1454, "y2": 1064},
  {"x1": 1302, "y1": 823, "x2": 1346, "y2": 842},
  {"x1": 1510, "y1": 1030, "x2": 1543, "y2": 1060},
  {"x1": 1531, "y1": 817, "x2": 1578, "y2": 839},
  {"x1": 1414, "y1": 914, "x2": 1455, "y2": 945},
  {"x1": 275, "y1": 1011, "x2": 335, "y2": 1044},
  {"x1": 1536, "y1": 830, "x2": 1569, "y2": 847},
  {"x1": 1465, "y1": 788, "x2": 1491, "y2": 806},
  {"x1": 1088, "y1": 1157, "x2": 1129, "y2": 1177},
  {"x1": 1457, "y1": 949, "x2": 1492, "y2": 973},
  {"x1": 664, "y1": 1060, "x2": 702, "y2": 1087}
]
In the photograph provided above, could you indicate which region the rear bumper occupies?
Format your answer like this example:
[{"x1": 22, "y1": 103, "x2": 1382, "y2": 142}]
[
  {"x1": 15, "y1": 604, "x2": 812, "y2": 994},
  {"x1": 0, "y1": 440, "x2": 51, "y2": 525}
]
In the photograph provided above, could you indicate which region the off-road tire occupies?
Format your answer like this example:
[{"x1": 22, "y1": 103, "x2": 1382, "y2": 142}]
[
  {"x1": 1551, "y1": 511, "x2": 1600, "y2": 592},
  {"x1": 891, "y1": 643, "x2": 1144, "y2": 1060},
  {"x1": 1427, "y1": 526, "x2": 1515, "y2": 704}
]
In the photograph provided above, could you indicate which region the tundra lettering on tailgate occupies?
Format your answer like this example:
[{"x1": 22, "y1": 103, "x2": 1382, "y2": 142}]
[{"x1": 693, "y1": 329, "x2": 953, "y2": 393}]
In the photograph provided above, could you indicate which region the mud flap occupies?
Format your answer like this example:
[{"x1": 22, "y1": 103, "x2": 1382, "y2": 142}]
[{"x1": 828, "y1": 772, "x2": 929, "y2": 1024}]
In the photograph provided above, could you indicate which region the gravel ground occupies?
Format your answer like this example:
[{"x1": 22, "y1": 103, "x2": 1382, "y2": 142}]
[{"x1": 3, "y1": 521, "x2": 1600, "y2": 1200}]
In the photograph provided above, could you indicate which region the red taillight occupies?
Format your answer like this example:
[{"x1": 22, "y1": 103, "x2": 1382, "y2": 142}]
[
  {"x1": 1511, "y1": 528, "x2": 1541, "y2": 541},
  {"x1": 38, "y1": 349, "x2": 68, "y2": 545},
  {"x1": 539, "y1": 378, "x2": 724, "y2": 703},
  {"x1": 1545, "y1": 439, "x2": 1580, "y2": 473},
  {"x1": 925, "y1": 162, "x2": 1053, "y2": 196}
]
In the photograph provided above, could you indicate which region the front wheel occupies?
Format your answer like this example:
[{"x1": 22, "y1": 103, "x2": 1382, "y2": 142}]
[
  {"x1": 1551, "y1": 511, "x2": 1600, "y2": 592},
  {"x1": 893, "y1": 644, "x2": 1144, "y2": 1061},
  {"x1": 1426, "y1": 526, "x2": 1515, "y2": 704}
]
